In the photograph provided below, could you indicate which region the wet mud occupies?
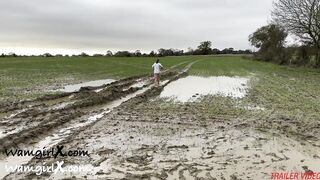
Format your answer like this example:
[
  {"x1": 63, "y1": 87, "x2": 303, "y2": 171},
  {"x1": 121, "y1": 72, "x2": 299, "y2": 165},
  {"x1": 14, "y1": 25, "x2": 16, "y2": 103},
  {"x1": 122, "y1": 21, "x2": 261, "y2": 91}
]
[{"x1": 1, "y1": 63, "x2": 319, "y2": 179}]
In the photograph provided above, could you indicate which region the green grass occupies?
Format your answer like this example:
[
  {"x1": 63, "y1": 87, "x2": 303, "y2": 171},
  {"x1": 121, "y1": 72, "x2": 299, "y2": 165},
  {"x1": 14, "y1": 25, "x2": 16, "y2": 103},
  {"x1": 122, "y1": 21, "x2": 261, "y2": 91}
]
[
  {"x1": 189, "y1": 55, "x2": 320, "y2": 76},
  {"x1": 186, "y1": 56, "x2": 320, "y2": 137}
]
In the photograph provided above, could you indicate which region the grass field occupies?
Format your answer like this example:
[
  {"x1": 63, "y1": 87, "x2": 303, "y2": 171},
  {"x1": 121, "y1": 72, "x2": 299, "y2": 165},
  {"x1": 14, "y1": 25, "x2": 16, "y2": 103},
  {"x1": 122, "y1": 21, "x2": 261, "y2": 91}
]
[
  {"x1": 1, "y1": 55, "x2": 320, "y2": 179},
  {"x1": 1, "y1": 55, "x2": 320, "y2": 104},
  {"x1": 2, "y1": 55, "x2": 320, "y2": 129},
  {"x1": 189, "y1": 56, "x2": 320, "y2": 137},
  {"x1": 190, "y1": 56, "x2": 320, "y2": 116}
]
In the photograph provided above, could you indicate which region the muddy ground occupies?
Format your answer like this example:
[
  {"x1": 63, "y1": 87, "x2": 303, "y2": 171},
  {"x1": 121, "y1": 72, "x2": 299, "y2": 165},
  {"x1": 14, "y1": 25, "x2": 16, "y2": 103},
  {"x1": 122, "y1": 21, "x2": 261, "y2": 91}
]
[{"x1": 0, "y1": 63, "x2": 320, "y2": 180}]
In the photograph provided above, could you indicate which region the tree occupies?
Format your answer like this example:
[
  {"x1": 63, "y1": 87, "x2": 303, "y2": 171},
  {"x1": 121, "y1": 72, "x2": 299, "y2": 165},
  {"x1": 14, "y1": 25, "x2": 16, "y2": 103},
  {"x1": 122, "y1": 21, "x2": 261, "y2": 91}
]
[
  {"x1": 8, "y1": 52, "x2": 17, "y2": 57},
  {"x1": 149, "y1": 51, "x2": 156, "y2": 57},
  {"x1": 114, "y1": 51, "x2": 131, "y2": 57},
  {"x1": 296, "y1": 45, "x2": 311, "y2": 65},
  {"x1": 158, "y1": 48, "x2": 165, "y2": 57},
  {"x1": 135, "y1": 50, "x2": 142, "y2": 57},
  {"x1": 106, "y1": 50, "x2": 113, "y2": 57},
  {"x1": 244, "y1": 49, "x2": 253, "y2": 54},
  {"x1": 212, "y1": 48, "x2": 220, "y2": 54},
  {"x1": 171, "y1": 49, "x2": 184, "y2": 56},
  {"x1": 158, "y1": 48, "x2": 173, "y2": 56},
  {"x1": 249, "y1": 24, "x2": 288, "y2": 63},
  {"x1": 197, "y1": 41, "x2": 212, "y2": 55},
  {"x1": 272, "y1": 0, "x2": 320, "y2": 66},
  {"x1": 80, "y1": 52, "x2": 89, "y2": 57},
  {"x1": 221, "y1": 48, "x2": 235, "y2": 54}
]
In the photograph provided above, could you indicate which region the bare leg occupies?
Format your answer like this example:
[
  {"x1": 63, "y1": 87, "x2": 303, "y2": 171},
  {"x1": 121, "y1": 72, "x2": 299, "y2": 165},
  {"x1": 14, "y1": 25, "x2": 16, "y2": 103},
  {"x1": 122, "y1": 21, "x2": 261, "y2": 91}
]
[
  {"x1": 154, "y1": 74, "x2": 160, "y2": 86},
  {"x1": 154, "y1": 74, "x2": 157, "y2": 85},
  {"x1": 157, "y1": 75, "x2": 160, "y2": 86}
]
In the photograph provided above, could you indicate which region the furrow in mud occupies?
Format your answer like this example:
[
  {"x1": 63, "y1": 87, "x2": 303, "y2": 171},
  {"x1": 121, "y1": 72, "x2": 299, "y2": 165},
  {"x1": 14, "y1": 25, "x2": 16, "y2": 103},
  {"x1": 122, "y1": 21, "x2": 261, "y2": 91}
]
[
  {"x1": 0, "y1": 70, "x2": 181, "y2": 153},
  {"x1": 1, "y1": 62, "x2": 202, "y2": 179},
  {"x1": 0, "y1": 74, "x2": 152, "y2": 120},
  {"x1": 0, "y1": 64, "x2": 183, "y2": 115},
  {"x1": 0, "y1": 76, "x2": 157, "y2": 149},
  {"x1": 1, "y1": 65, "x2": 189, "y2": 179},
  {"x1": 1, "y1": 71, "x2": 177, "y2": 122},
  {"x1": 5, "y1": 61, "x2": 318, "y2": 180},
  {"x1": 0, "y1": 74, "x2": 148, "y2": 114}
]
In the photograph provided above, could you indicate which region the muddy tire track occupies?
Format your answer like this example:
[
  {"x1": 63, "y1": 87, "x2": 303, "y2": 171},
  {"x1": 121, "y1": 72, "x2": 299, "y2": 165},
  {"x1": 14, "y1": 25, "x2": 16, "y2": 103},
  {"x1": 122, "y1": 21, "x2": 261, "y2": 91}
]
[
  {"x1": 0, "y1": 62, "x2": 196, "y2": 179},
  {"x1": 0, "y1": 73, "x2": 163, "y2": 151},
  {"x1": 3, "y1": 60, "x2": 319, "y2": 180},
  {"x1": 0, "y1": 74, "x2": 147, "y2": 114},
  {"x1": 1, "y1": 62, "x2": 211, "y2": 179},
  {"x1": 0, "y1": 69, "x2": 183, "y2": 147}
]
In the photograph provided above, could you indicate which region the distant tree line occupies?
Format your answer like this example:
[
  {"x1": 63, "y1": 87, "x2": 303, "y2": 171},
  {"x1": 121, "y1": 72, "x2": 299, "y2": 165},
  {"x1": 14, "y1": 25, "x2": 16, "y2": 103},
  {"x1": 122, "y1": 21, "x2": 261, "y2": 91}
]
[
  {"x1": 249, "y1": 0, "x2": 320, "y2": 67},
  {"x1": 0, "y1": 42, "x2": 252, "y2": 58}
]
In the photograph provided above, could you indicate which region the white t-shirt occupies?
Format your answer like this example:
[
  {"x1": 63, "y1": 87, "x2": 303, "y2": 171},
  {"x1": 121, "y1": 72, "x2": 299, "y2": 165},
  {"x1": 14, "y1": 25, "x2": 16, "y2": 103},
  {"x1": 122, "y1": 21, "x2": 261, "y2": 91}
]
[{"x1": 152, "y1": 63, "x2": 163, "y2": 74}]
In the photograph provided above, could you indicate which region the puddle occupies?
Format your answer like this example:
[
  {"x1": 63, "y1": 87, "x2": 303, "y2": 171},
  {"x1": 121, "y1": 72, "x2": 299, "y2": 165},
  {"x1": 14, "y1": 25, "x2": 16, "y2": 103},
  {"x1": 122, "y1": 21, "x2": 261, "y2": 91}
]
[
  {"x1": 160, "y1": 76, "x2": 250, "y2": 102},
  {"x1": 123, "y1": 79, "x2": 149, "y2": 91},
  {"x1": 130, "y1": 81, "x2": 148, "y2": 88},
  {"x1": 57, "y1": 79, "x2": 116, "y2": 92}
]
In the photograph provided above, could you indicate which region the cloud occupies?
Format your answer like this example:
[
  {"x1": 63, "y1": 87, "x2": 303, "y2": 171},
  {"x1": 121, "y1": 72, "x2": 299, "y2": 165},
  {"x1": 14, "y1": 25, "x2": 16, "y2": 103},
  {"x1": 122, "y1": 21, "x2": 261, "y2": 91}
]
[{"x1": 0, "y1": 0, "x2": 273, "y2": 54}]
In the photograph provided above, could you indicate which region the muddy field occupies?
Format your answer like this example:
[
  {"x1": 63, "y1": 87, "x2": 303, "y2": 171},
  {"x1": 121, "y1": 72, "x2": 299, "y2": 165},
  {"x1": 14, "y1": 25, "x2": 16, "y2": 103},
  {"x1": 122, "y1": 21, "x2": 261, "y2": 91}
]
[{"x1": 0, "y1": 61, "x2": 320, "y2": 180}]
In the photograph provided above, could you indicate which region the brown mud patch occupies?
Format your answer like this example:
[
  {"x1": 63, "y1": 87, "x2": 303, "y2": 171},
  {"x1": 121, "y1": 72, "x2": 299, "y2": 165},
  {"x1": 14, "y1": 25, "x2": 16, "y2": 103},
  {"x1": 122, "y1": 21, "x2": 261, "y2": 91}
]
[{"x1": 0, "y1": 68, "x2": 185, "y2": 179}]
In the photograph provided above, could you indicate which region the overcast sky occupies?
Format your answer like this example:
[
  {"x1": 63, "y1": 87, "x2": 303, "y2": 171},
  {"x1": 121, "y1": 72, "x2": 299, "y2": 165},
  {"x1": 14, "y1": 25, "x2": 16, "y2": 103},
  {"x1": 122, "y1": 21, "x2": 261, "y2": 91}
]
[{"x1": 0, "y1": 0, "x2": 274, "y2": 55}]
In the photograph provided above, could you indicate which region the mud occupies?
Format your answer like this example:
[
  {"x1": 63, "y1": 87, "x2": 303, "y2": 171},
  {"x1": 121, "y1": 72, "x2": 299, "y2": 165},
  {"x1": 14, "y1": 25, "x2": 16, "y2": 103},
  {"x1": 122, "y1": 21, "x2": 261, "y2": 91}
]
[
  {"x1": 1, "y1": 62, "x2": 319, "y2": 179},
  {"x1": 0, "y1": 72, "x2": 169, "y2": 151},
  {"x1": 56, "y1": 79, "x2": 116, "y2": 92},
  {"x1": 0, "y1": 66, "x2": 183, "y2": 179}
]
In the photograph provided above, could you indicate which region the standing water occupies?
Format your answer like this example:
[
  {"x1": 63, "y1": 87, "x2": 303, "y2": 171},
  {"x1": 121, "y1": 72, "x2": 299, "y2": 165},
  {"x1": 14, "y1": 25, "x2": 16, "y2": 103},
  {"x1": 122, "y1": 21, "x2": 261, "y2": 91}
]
[{"x1": 160, "y1": 76, "x2": 250, "y2": 102}]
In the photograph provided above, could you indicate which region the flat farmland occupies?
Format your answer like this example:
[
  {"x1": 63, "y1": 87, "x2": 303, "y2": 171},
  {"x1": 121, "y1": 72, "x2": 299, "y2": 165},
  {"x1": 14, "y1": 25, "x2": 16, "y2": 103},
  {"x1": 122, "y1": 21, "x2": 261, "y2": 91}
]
[{"x1": 1, "y1": 55, "x2": 320, "y2": 179}]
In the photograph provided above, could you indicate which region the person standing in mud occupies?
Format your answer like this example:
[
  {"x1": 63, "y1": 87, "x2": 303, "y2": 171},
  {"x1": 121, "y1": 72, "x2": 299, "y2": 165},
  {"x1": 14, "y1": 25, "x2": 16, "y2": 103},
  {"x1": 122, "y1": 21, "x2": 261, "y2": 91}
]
[{"x1": 152, "y1": 58, "x2": 163, "y2": 86}]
